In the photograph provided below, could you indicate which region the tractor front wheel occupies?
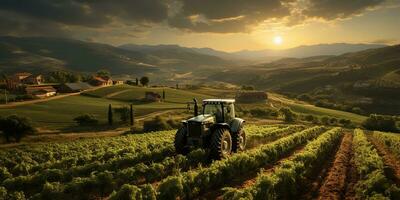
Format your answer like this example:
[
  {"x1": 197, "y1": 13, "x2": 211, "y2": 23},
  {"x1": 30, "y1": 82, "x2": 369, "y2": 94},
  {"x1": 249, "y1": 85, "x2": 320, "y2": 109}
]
[
  {"x1": 174, "y1": 127, "x2": 188, "y2": 154},
  {"x1": 232, "y1": 128, "x2": 246, "y2": 152},
  {"x1": 210, "y1": 128, "x2": 232, "y2": 159}
]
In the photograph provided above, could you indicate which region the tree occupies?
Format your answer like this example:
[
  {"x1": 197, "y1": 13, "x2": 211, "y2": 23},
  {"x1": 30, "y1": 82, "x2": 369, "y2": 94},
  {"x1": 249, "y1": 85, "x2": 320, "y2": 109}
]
[
  {"x1": 362, "y1": 114, "x2": 398, "y2": 132},
  {"x1": 108, "y1": 104, "x2": 113, "y2": 126},
  {"x1": 96, "y1": 70, "x2": 111, "y2": 79},
  {"x1": 140, "y1": 76, "x2": 149, "y2": 86},
  {"x1": 130, "y1": 104, "x2": 134, "y2": 126},
  {"x1": 0, "y1": 115, "x2": 35, "y2": 143}
]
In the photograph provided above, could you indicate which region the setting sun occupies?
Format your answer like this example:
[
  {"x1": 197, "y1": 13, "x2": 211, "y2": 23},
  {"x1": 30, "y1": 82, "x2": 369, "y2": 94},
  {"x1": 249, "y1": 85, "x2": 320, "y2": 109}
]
[{"x1": 273, "y1": 36, "x2": 283, "y2": 45}]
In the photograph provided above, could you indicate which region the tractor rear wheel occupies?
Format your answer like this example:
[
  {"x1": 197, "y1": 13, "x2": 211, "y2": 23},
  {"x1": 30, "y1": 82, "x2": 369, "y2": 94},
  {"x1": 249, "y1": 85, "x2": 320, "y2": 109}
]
[
  {"x1": 232, "y1": 128, "x2": 246, "y2": 152},
  {"x1": 210, "y1": 128, "x2": 232, "y2": 159},
  {"x1": 174, "y1": 127, "x2": 188, "y2": 154}
]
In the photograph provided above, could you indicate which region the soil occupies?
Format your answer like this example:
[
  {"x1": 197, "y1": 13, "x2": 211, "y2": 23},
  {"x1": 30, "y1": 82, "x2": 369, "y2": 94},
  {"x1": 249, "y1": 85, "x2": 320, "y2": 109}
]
[{"x1": 317, "y1": 133, "x2": 353, "y2": 200}]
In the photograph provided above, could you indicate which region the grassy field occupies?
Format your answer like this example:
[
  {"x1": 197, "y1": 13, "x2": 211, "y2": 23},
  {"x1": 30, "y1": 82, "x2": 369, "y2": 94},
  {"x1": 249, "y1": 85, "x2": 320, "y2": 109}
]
[
  {"x1": 0, "y1": 85, "x2": 216, "y2": 131},
  {"x1": 268, "y1": 93, "x2": 367, "y2": 123},
  {"x1": 83, "y1": 84, "x2": 214, "y2": 103}
]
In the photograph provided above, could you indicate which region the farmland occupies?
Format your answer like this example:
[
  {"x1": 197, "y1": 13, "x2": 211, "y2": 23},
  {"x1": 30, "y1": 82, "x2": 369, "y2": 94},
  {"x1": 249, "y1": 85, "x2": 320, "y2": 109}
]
[
  {"x1": 1, "y1": 125, "x2": 399, "y2": 199},
  {"x1": 0, "y1": 85, "x2": 213, "y2": 130}
]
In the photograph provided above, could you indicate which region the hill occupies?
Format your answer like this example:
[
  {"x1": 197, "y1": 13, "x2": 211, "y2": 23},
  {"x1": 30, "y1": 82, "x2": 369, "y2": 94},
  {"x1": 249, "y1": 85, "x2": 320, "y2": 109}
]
[
  {"x1": 207, "y1": 45, "x2": 400, "y2": 115},
  {"x1": 0, "y1": 36, "x2": 234, "y2": 76},
  {"x1": 232, "y1": 43, "x2": 387, "y2": 61}
]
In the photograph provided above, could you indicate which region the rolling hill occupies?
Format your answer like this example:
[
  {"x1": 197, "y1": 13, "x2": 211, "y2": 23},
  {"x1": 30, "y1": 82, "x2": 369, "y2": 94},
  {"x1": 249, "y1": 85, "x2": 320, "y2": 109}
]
[
  {"x1": 207, "y1": 45, "x2": 400, "y2": 115},
  {"x1": 0, "y1": 36, "x2": 234, "y2": 76}
]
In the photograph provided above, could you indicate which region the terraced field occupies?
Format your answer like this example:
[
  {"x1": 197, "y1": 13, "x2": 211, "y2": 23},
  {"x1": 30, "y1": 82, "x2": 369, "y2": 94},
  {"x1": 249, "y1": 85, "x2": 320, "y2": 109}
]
[{"x1": 0, "y1": 125, "x2": 399, "y2": 199}]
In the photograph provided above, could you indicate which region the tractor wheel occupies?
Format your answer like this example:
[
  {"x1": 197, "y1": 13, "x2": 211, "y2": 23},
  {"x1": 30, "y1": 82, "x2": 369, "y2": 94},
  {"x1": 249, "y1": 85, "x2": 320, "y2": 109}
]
[
  {"x1": 210, "y1": 128, "x2": 232, "y2": 159},
  {"x1": 174, "y1": 127, "x2": 188, "y2": 154},
  {"x1": 232, "y1": 128, "x2": 246, "y2": 152}
]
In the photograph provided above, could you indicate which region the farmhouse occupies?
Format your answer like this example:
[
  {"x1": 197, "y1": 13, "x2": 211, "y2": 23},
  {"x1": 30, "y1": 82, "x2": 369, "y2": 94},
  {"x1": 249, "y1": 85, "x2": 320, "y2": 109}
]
[
  {"x1": 59, "y1": 82, "x2": 92, "y2": 93},
  {"x1": 25, "y1": 85, "x2": 56, "y2": 98},
  {"x1": 113, "y1": 80, "x2": 124, "y2": 85},
  {"x1": 21, "y1": 74, "x2": 43, "y2": 85},
  {"x1": 89, "y1": 76, "x2": 113, "y2": 86},
  {"x1": 5, "y1": 72, "x2": 43, "y2": 90},
  {"x1": 145, "y1": 91, "x2": 161, "y2": 102},
  {"x1": 235, "y1": 91, "x2": 268, "y2": 103}
]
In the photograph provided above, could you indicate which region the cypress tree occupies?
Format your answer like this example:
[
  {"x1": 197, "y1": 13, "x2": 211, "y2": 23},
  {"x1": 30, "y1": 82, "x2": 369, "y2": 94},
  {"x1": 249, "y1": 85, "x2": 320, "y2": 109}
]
[
  {"x1": 108, "y1": 104, "x2": 113, "y2": 126},
  {"x1": 130, "y1": 104, "x2": 134, "y2": 126}
]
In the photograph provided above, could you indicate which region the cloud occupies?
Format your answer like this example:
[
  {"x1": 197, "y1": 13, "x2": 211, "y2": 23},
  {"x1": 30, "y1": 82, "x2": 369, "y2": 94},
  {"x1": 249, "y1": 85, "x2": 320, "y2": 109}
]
[
  {"x1": 0, "y1": 0, "x2": 169, "y2": 27},
  {"x1": 168, "y1": 0, "x2": 291, "y2": 33},
  {"x1": 302, "y1": 0, "x2": 386, "y2": 20},
  {"x1": 0, "y1": 0, "x2": 396, "y2": 39}
]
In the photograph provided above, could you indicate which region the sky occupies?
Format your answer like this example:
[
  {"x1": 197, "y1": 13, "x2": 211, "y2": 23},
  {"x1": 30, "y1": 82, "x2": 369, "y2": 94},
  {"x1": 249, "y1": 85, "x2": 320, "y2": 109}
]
[{"x1": 0, "y1": 0, "x2": 399, "y2": 52}]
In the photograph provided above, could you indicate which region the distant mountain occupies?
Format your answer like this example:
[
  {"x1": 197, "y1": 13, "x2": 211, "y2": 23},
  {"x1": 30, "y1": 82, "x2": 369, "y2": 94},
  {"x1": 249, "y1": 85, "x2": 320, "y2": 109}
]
[
  {"x1": 120, "y1": 43, "x2": 387, "y2": 63},
  {"x1": 0, "y1": 36, "x2": 158, "y2": 75},
  {"x1": 119, "y1": 44, "x2": 233, "y2": 69},
  {"x1": 232, "y1": 43, "x2": 387, "y2": 60},
  {"x1": 0, "y1": 37, "x2": 234, "y2": 75}
]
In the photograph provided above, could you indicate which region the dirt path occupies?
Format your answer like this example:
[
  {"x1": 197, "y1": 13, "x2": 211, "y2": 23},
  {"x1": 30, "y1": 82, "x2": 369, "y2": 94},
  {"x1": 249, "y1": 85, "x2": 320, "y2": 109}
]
[
  {"x1": 344, "y1": 136, "x2": 358, "y2": 200},
  {"x1": 368, "y1": 136, "x2": 400, "y2": 185},
  {"x1": 105, "y1": 89, "x2": 132, "y2": 98},
  {"x1": 0, "y1": 85, "x2": 107, "y2": 108},
  {"x1": 317, "y1": 133, "x2": 353, "y2": 200}
]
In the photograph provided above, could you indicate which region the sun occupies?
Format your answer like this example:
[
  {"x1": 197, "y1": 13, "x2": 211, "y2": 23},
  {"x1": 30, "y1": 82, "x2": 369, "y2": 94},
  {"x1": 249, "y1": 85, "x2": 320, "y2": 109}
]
[{"x1": 273, "y1": 36, "x2": 283, "y2": 45}]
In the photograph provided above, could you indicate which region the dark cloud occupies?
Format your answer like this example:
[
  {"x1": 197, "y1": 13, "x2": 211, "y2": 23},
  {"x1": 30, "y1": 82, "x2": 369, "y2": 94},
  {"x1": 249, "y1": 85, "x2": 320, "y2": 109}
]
[
  {"x1": 0, "y1": 0, "x2": 394, "y2": 38},
  {"x1": 168, "y1": 0, "x2": 291, "y2": 33},
  {"x1": 302, "y1": 0, "x2": 386, "y2": 20},
  {"x1": 0, "y1": 0, "x2": 169, "y2": 27}
]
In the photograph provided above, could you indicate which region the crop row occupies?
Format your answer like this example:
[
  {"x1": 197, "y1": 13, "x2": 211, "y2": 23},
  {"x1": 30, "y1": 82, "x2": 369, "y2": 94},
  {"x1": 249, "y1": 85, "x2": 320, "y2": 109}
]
[
  {"x1": 142, "y1": 126, "x2": 325, "y2": 199},
  {"x1": 223, "y1": 127, "x2": 343, "y2": 199},
  {"x1": 372, "y1": 131, "x2": 400, "y2": 158},
  {"x1": 352, "y1": 129, "x2": 399, "y2": 199},
  {"x1": 1, "y1": 125, "x2": 290, "y2": 199},
  {"x1": 0, "y1": 130, "x2": 176, "y2": 177}
]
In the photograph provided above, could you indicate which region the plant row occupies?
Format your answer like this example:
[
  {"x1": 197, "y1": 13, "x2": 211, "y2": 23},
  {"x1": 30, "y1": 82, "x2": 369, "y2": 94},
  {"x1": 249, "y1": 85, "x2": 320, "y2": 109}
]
[
  {"x1": 372, "y1": 131, "x2": 400, "y2": 158},
  {"x1": 222, "y1": 127, "x2": 343, "y2": 199},
  {"x1": 153, "y1": 126, "x2": 325, "y2": 199},
  {"x1": 352, "y1": 129, "x2": 400, "y2": 199}
]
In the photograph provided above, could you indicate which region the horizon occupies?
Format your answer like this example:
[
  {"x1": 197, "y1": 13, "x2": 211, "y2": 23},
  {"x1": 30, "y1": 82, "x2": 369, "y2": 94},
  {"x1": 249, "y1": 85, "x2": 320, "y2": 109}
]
[{"x1": 0, "y1": 1, "x2": 399, "y2": 51}]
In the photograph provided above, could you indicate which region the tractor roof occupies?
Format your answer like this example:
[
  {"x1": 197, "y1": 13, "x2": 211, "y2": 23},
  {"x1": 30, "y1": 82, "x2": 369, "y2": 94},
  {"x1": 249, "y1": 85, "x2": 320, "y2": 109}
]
[{"x1": 203, "y1": 99, "x2": 235, "y2": 104}]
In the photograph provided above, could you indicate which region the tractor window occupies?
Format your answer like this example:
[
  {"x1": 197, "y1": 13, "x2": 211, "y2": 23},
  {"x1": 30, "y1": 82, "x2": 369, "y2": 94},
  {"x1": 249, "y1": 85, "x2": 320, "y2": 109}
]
[
  {"x1": 224, "y1": 103, "x2": 235, "y2": 121},
  {"x1": 203, "y1": 104, "x2": 223, "y2": 122}
]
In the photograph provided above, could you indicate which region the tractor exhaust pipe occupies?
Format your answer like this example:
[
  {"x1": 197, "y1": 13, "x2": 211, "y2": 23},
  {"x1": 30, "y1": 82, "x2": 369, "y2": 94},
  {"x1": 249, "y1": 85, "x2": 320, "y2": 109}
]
[{"x1": 193, "y1": 98, "x2": 198, "y2": 117}]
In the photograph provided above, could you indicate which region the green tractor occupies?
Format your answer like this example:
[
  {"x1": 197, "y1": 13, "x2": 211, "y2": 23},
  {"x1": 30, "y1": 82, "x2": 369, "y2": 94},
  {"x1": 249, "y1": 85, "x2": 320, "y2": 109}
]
[{"x1": 174, "y1": 99, "x2": 246, "y2": 159}]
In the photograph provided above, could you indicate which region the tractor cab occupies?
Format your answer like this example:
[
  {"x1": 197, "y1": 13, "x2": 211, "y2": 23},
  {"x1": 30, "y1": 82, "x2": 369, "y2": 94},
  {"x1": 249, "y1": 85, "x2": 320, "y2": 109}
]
[{"x1": 202, "y1": 99, "x2": 235, "y2": 123}]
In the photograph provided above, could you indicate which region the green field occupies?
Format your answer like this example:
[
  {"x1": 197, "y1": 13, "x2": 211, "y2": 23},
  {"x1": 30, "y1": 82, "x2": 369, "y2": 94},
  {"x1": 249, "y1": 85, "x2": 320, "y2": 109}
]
[
  {"x1": 0, "y1": 85, "x2": 215, "y2": 130},
  {"x1": 83, "y1": 84, "x2": 213, "y2": 103},
  {"x1": 269, "y1": 93, "x2": 367, "y2": 123}
]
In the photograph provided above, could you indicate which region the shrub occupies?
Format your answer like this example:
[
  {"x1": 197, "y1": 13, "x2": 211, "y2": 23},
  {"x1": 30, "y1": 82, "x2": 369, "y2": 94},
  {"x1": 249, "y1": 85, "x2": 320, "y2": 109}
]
[
  {"x1": 0, "y1": 115, "x2": 35, "y2": 143},
  {"x1": 73, "y1": 114, "x2": 98, "y2": 126},
  {"x1": 114, "y1": 106, "x2": 130, "y2": 123},
  {"x1": 279, "y1": 107, "x2": 296, "y2": 123},
  {"x1": 320, "y1": 116, "x2": 330, "y2": 125},
  {"x1": 362, "y1": 114, "x2": 399, "y2": 132},
  {"x1": 249, "y1": 108, "x2": 278, "y2": 118},
  {"x1": 143, "y1": 116, "x2": 180, "y2": 132}
]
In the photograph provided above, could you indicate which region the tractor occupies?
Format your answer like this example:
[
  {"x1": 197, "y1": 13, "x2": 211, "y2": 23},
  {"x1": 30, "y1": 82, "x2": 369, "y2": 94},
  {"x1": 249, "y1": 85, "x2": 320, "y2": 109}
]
[{"x1": 174, "y1": 99, "x2": 246, "y2": 159}]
